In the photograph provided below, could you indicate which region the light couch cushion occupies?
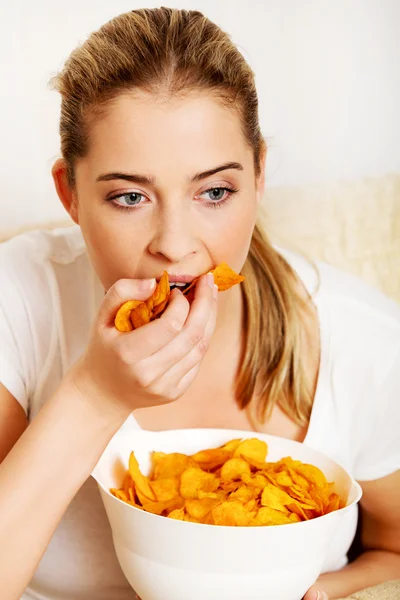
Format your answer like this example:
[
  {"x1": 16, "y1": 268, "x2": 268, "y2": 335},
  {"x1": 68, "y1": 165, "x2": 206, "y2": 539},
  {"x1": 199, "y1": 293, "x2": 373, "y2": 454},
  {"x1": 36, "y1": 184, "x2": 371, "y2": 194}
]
[
  {"x1": 261, "y1": 173, "x2": 400, "y2": 303},
  {"x1": 338, "y1": 579, "x2": 400, "y2": 599}
]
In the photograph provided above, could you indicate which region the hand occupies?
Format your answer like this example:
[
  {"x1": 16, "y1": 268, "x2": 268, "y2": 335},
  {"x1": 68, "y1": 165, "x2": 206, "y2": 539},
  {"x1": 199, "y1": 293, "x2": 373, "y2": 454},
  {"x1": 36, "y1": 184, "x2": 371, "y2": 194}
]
[
  {"x1": 67, "y1": 273, "x2": 218, "y2": 420},
  {"x1": 303, "y1": 584, "x2": 330, "y2": 600}
]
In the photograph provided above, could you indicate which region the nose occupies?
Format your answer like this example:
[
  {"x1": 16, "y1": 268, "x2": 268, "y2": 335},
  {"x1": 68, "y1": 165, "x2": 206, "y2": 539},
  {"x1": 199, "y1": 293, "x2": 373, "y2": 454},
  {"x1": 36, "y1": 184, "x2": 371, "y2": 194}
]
[{"x1": 147, "y1": 203, "x2": 197, "y2": 264}]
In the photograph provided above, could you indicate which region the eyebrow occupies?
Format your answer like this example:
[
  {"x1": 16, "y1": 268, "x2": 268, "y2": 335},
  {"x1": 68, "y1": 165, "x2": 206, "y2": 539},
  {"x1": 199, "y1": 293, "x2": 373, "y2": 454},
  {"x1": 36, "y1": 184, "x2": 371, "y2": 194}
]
[{"x1": 95, "y1": 161, "x2": 243, "y2": 185}]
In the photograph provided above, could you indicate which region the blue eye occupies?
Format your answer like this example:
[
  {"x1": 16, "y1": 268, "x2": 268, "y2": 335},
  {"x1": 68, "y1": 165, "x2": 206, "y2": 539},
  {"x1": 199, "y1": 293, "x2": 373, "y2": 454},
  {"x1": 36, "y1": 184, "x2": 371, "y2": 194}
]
[
  {"x1": 200, "y1": 186, "x2": 239, "y2": 208},
  {"x1": 113, "y1": 192, "x2": 144, "y2": 206},
  {"x1": 204, "y1": 188, "x2": 227, "y2": 201},
  {"x1": 106, "y1": 185, "x2": 239, "y2": 213}
]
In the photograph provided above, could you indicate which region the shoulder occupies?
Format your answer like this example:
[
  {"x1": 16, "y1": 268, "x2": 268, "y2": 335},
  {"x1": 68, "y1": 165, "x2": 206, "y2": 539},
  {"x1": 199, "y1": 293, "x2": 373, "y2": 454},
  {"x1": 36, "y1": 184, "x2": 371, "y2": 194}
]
[
  {"x1": 0, "y1": 224, "x2": 86, "y2": 270},
  {"x1": 279, "y1": 246, "x2": 400, "y2": 378},
  {"x1": 0, "y1": 225, "x2": 86, "y2": 294},
  {"x1": 0, "y1": 225, "x2": 90, "y2": 344},
  {"x1": 315, "y1": 259, "x2": 400, "y2": 366}
]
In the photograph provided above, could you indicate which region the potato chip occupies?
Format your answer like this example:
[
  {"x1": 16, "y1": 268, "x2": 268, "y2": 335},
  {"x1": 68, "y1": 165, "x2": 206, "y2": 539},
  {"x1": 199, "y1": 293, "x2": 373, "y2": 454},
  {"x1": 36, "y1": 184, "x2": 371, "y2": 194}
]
[
  {"x1": 168, "y1": 507, "x2": 186, "y2": 521},
  {"x1": 151, "y1": 271, "x2": 169, "y2": 311},
  {"x1": 253, "y1": 507, "x2": 293, "y2": 526},
  {"x1": 191, "y1": 448, "x2": 232, "y2": 471},
  {"x1": 233, "y1": 438, "x2": 268, "y2": 464},
  {"x1": 197, "y1": 490, "x2": 224, "y2": 501},
  {"x1": 151, "y1": 452, "x2": 195, "y2": 479},
  {"x1": 293, "y1": 463, "x2": 328, "y2": 488},
  {"x1": 135, "y1": 487, "x2": 156, "y2": 507},
  {"x1": 114, "y1": 271, "x2": 170, "y2": 332},
  {"x1": 212, "y1": 501, "x2": 253, "y2": 526},
  {"x1": 229, "y1": 485, "x2": 255, "y2": 504},
  {"x1": 180, "y1": 467, "x2": 220, "y2": 499},
  {"x1": 261, "y1": 483, "x2": 293, "y2": 513},
  {"x1": 244, "y1": 498, "x2": 257, "y2": 512},
  {"x1": 110, "y1": 488, "x2": 129, "y2": 503},
  {"x1": 327, "y1": 494, "x2": 341, "y2": 513},
  {"x1": 115, "y1": 264, "x2": 245, "y2": 331},
  {"x1": 129, "y1": 451, "x2": 156, "y2": 501},
  {"x1": 288, "y1": 467, "x2": 310, "y2": 490},
  {"x1": 151, "y1": 477, "x2": 180, "y2": 502},
  {"x1": 185, "y1": 497, "x2": 219, "y2": 520},
  {"x1": 275, "y1": 472, "x2": 293, "y2": 487},
  {"x1": 130, "y1": 300, "x2": 152, "y2": 329},
  {"x1": 220, "y1": 458, "x2": 251, "y2": 482},
  {"x1": 220, "y1": 439, "x2": 242, "y2": 453},
  {"x1": 286, "y1": 501, "x2": 312, "y2": 521},
  {"x1": 242, "y1": 472, "x2": 268, "y2": 490},
  {"x1": 183, "y1": 262, "x2": 245, "y2": 299},
  {"x1": 111, "y1": 438, "x2": 343, "y2": 527},
  {"x1": 142, "y1": 496, "x2": 184, "y2": 516},
  {"x1": 122, "y1": 472, "x2": 134, "y2": 498},
  {"x1": 114, "y1": 300, "x2": 143, "y2": 332}
]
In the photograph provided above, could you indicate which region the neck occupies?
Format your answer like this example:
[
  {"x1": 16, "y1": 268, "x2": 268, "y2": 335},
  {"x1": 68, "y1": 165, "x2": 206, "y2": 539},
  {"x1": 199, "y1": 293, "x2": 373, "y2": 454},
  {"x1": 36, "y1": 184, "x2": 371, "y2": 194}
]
[{"x1": 206, "y1": 284, "x2": 244, "y2": 360}]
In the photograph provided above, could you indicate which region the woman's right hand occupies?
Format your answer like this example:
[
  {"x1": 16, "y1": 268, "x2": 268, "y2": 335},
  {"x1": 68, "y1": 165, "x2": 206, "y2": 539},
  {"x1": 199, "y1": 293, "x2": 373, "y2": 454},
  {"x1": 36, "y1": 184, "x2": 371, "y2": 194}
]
[{"x1": 66, "y1": 273, "x2": 218, "y2": 420}]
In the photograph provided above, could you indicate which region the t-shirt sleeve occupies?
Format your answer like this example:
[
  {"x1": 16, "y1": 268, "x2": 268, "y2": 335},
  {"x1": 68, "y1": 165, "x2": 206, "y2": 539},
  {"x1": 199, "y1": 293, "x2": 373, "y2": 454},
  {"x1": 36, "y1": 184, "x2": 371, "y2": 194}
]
[
  {"x1": 353, "y1": 345, "x2": 400, "y2": 481},
  {"x1": 0, "y1": 238, "x2": 39, "y2": 414},
  {"x1": 0, "y1": 303, "x2": 30, "y2": 412}
]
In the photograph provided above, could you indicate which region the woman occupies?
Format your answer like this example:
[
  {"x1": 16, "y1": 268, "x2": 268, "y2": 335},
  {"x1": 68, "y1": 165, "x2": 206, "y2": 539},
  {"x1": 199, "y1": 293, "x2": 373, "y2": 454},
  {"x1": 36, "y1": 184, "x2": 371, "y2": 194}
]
[{"x1": 0, "y1": 8, "x2": 399, "y2": 600}]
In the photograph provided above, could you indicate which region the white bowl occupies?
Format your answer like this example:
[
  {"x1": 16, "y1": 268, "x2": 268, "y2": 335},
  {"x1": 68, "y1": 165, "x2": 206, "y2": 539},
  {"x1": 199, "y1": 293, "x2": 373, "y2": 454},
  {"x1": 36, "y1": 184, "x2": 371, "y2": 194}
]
[{"x1": 92, "y1": 424, "x2": 362, "y2": 600}]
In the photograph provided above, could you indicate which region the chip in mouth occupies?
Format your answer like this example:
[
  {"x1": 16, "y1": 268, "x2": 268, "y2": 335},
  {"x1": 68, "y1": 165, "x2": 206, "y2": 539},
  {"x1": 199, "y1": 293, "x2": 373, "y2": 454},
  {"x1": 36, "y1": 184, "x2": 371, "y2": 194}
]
[{"x1": 114, "y1": 263, "x2": 245, "y2": 331}]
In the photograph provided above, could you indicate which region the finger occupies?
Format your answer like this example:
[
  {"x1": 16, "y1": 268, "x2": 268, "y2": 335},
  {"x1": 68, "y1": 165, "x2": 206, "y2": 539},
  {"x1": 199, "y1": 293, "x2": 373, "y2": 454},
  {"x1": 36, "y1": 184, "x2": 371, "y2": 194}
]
[
  {"x1": 97, "y1": 278, "x2": 156, "y2": 329},
  {"x1": 113, "y1": 288, "x2": 190, "y2": 357},
  {"x1": 176, "y1": 362, "x2": 201, "y2": 393},
  {"x1": 157, "y1": 281, "x2": 218, "y2": 387},
  {"x1": 303, "y1": 588, "x2": 329, "y2": 600},
  {"x1": 138, "y1": 273, "x2": 216, "y2": 378}
]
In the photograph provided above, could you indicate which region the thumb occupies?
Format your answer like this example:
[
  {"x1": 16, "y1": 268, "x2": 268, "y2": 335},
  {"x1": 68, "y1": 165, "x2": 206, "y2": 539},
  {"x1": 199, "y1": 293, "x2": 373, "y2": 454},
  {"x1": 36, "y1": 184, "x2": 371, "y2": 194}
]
[{"x1": 97, "y1": 278, "x2": 157, "y2": 328}]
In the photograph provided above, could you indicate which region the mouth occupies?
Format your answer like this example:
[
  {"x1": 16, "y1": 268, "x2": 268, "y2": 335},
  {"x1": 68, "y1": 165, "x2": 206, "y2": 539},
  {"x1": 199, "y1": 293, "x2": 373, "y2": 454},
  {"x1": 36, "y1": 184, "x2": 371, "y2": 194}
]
[
  {"x1": 168, "y1": 281, "x2": 192, "y2": 292},
  {"x1": 155, "y1": 273, "x2": 200, "y2": 294}
]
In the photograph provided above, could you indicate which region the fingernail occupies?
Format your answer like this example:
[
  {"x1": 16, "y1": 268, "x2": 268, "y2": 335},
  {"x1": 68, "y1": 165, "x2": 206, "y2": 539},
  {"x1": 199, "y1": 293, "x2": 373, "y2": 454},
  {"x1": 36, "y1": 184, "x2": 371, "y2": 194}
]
[
  {"x1": 138, "y1": 278, "x2": 156, "y2": 291},
  {"x1": 213, "y1": 283, "x2": 218, "y2": 299},
  {"x1": 206, "y1": 272, "x2": 214, "y2": 288}
]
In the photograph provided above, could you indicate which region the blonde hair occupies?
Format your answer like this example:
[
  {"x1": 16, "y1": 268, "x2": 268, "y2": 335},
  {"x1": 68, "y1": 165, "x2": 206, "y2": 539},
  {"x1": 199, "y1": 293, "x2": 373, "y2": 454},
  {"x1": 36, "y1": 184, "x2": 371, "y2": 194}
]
[{"x1": 51, "y1": 7, "x2": 313, "y2": 426}]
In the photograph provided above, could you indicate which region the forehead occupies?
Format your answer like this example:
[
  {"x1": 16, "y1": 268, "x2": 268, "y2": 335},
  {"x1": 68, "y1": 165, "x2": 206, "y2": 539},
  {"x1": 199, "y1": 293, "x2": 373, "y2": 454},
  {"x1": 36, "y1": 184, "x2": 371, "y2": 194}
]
[{"x1": 84, "y1": 91, "x2": 253, "y2": 175}]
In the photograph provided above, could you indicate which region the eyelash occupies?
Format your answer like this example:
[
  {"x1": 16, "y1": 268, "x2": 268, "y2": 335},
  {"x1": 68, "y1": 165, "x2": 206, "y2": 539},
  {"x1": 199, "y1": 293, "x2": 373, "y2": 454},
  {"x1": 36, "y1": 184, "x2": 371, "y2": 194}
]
[{"x1": 107, "y1": 186, "x2": 240, "y2": 212}]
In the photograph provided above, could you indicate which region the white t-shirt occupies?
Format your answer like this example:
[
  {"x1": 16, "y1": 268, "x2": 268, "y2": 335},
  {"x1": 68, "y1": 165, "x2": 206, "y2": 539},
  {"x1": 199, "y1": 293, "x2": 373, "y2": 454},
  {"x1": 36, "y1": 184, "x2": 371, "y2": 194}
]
[{"x1": 0, "y1": 225, "x2": 399, "y2": 600}]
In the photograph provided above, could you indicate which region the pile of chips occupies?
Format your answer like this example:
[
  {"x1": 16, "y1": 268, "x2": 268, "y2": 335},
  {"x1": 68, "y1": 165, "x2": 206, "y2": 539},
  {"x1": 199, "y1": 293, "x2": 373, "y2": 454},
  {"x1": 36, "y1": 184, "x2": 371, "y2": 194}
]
[
  {"x1": 114, "y1": 263, "x2": 245, "y2": 332},
  {"x1": 110, "y1": 438, "x2": 344, "y2": 526}
]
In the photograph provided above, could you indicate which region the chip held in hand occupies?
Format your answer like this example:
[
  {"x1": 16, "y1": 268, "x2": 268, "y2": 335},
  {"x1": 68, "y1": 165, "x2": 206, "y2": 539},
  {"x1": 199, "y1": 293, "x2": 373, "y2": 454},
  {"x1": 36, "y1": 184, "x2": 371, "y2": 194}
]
[{"x1": 114, "y1": 263, "x2": 245, "y2": 332}]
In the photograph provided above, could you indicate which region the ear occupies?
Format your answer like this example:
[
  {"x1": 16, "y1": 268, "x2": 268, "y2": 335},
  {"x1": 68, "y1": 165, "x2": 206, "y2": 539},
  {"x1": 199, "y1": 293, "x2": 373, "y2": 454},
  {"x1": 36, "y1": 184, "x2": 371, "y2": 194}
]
[
  {"x1": 51, "y1": 158, "x2": 79, "y2": 224},
  {"x1": 256, "y1": 146, "x2": 267, "y2": 205}
]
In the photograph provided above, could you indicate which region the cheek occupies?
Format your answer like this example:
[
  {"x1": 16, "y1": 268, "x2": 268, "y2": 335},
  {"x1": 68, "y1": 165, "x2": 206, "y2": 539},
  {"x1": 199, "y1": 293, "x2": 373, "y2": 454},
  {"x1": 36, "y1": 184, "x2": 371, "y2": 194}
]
[
  {"x1": 78, "y1": 208, "x2": 146, "y2": 287},
  {"x1": 206, "y1": 201, "x2": 257, "y2": 271}
]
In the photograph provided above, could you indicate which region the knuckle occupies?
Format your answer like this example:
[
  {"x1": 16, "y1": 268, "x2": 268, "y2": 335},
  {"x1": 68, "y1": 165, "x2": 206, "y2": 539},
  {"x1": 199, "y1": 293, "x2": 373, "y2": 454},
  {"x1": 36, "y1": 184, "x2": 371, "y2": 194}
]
[
  {"x1": 134, "y1": 367, "x2": 153, "y2": 389},
  {"x1": 161, "y1": 317, "x2": 182, "y2": 336},
  {"x1": 196, "y1": 335, "x2": 209, "y2": 356},
  {"x1": 185, "y1": 325, "x2": 204, "y2": 348},
  {"x1": 163, "y1": 387, "x2": 180, "y2": 403},
  {"x1": 150, "y1": 380, "x2": 179, "y2": 403}
]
